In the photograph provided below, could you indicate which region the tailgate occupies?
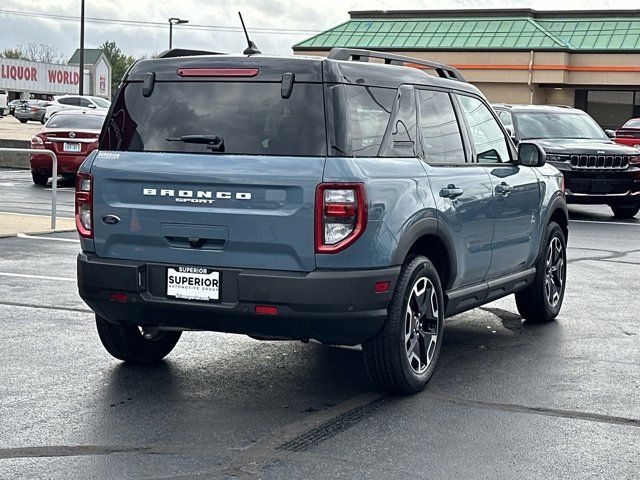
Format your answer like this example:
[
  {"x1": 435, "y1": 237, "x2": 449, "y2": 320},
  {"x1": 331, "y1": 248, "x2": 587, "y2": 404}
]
[{"x1": 91, "y1": 151, "x2": 324, "y2": 272}]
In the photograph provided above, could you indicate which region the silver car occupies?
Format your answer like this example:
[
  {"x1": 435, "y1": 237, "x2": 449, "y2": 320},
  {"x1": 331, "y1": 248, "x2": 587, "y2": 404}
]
[{"x1": 14, "y1": 100, "x2": 48, "y2": 124}]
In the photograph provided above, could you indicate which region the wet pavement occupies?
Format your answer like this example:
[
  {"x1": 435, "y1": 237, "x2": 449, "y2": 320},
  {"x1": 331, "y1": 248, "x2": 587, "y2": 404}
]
[{"x1": 0, "y1": 169, "x2": 639, "y2": 479}]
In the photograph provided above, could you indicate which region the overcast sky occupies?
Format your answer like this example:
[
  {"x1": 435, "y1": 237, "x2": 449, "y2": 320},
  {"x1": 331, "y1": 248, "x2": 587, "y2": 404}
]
[{"x1": 0, "y1": 0, "x2": 634, "y2": 61}]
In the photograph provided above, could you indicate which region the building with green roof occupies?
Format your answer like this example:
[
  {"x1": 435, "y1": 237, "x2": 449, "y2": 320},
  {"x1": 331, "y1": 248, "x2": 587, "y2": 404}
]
[
  {"x1": 294, "y1": 9, "x2": 640, "y2": 128},
  {"x1": 68, "y1": 48, "x2": 112, "y2": 99}
]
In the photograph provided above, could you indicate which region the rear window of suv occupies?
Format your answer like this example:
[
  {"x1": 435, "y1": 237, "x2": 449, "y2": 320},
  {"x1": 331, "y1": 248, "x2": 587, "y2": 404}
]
[{"x1": 100, "y1": 82, "x2": 327, "y2": 156}]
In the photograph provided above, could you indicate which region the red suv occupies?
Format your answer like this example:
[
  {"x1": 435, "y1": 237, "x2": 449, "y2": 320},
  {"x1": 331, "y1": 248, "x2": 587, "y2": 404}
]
[{"x1": 30, "y1": 110, "x2": 106, "y2": 186}]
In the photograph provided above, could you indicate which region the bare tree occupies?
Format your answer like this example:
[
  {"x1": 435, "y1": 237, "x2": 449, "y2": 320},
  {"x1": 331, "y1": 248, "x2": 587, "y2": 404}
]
[{"x1": 19, "y1": 42, "x2": 65, "y2": 64}]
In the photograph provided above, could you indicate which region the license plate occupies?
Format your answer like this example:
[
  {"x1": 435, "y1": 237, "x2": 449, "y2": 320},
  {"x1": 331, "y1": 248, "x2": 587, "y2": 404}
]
[
  {"x1": 63, "y1": 142, "x2": 81, "y2": 152},
  {"x1": 167, "y1": 266, "x2": 220, "y2": 302},
  {"x1": 591, "y1": 181, "x2": 611, "y2": 194}
]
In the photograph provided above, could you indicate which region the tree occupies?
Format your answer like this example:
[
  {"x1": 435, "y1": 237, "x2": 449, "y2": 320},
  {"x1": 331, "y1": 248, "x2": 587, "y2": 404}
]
[
  {"x1": 99, "y1": 41, "x2": 136, "y2": 98},
  {"x1": 21, "y1": 43, "x2": 64, "y2": 63},
  {"x1": 0, "y1": 48, "x2": 24, "y2": 59},
  {"x1": 0, "y1": 43, "x2": 64, "y2": 63}
]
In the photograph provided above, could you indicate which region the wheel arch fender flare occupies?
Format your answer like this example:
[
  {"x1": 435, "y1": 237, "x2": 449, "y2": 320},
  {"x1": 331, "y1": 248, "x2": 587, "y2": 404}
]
[
  {"x1": 539, "y1": 194, "x2": 569, "y2": 256},
  {"x1": 391, "y1": 217, "x2": 458, "y2": 291}
]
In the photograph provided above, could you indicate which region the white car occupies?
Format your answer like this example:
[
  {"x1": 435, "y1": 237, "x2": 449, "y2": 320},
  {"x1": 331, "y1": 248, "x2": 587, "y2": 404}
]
[
  {"x1": 0, "y1": 89, "x2": 8, "y2": 116},
  {"x1": 44, "y1": 95, "x2": 111, "y2": 121}
]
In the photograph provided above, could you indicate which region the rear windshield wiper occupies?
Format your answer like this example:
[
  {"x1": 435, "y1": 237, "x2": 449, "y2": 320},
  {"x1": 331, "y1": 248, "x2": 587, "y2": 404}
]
[{"x1": 166, "y1": 134, "x2": 224, "y2": 151}]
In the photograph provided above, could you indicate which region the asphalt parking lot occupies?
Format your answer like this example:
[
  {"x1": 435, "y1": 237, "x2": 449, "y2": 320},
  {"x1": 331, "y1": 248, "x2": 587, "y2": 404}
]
[
  {"x1": 0, "y1": 115, "x2": 42, "y2": 141},
  {"x1": 0, "y1": 168, "x2": 639, "y2": 479}
]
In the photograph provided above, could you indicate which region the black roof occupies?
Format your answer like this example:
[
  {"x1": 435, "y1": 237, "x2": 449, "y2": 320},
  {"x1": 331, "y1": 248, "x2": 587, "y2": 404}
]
[{"x1": 125, "y1": 51, "x2": 482, "y2": 95}]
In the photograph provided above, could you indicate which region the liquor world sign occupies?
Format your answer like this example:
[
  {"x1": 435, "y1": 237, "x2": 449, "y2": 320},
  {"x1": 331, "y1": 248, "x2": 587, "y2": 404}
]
[{"x1": 0, "y1": 58, "x2": 82, "y2": 94}]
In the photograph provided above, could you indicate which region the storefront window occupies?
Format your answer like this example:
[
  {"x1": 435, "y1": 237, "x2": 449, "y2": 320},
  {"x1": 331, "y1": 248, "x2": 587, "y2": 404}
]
[{"x1": 583, "y1": 90, "x2": 640, "y2": 130}]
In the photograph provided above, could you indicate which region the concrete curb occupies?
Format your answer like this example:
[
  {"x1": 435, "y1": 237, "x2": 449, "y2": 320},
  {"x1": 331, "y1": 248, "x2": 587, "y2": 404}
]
[
  {"x1": 0, "y1": 228, "x2": 76, "y2": 239},
  {"x1": 0, "y1": 139, "x2": 31, "y2": 169}
]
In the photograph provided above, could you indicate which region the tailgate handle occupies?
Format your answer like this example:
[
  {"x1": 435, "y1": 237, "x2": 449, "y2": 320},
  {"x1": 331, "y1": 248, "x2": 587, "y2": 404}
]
[
  {"x1": 188, "y1": 237, "x2": 207, "y2": 249},
  {"x1": 165, "y1": 236, "x2": 226, "y2": 250},
  {"x1": 161, "y1": 224, "x2": 228, "y2": 250}
]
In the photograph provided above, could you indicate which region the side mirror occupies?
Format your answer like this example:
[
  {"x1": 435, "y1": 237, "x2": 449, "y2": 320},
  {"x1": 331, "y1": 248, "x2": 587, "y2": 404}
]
[
  {"x1": 605, "y1": 129, "x2": 616, "y2": 139},
  {"x1": 87, "y1": 103, "x2": 97, "y2": 109},
  {"x1": 518, "y1": 142, "x2": 546, "y2": 167}
]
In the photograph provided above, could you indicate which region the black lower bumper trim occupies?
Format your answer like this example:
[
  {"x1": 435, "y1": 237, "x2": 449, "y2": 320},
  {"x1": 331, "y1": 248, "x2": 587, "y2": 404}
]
[{"x1": 77, "y1": 254, "x2": 399, "y2": 345}]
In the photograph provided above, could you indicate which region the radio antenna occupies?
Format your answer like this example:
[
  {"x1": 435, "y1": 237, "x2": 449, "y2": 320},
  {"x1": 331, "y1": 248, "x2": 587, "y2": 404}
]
[{"x1": 238, "y1": 12, "x2": 261, "y2": 55}]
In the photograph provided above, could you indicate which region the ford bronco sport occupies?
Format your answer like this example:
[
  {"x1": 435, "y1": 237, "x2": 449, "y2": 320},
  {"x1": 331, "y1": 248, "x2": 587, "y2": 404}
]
[
  {"x1": 494, "y1": 104, "x2": 640, "y2": 219},
  {"x1": 77, "y1": 48, "x2": 568, "y2": 394}
]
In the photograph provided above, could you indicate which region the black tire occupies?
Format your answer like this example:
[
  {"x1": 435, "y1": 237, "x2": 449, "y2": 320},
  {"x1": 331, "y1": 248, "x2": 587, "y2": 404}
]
[
  {"x1": 95, "y1": 315, "x2": 182, "y2": 363},
  {"x1": 363, "y1": 255, "x2": 444, "y2": 395},
  {"x1": 62, "y1": 173, "x2": 76, "y2": 185},
  {"x1": 515, "y1": 221, "x2": 567, "y2": 323},
  {"x1": 19, "y1": 119, "x2": 28, "y2": 124},
  {"x1": 31, "y1": 171, "x2": 48, "y2": 186},
  {"x1": 610, "y1": 204, "x2": 640, "y2": 219}
]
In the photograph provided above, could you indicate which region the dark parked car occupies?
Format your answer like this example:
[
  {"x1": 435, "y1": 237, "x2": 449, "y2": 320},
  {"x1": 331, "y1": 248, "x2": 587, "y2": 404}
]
[
  {"x1": 494, "y1": 104, "x2": 640, "y2": 218},
  {"x1": 614, "y1": 118, "x2": 640, "y2": 149},
  {"x1": 14, "y1": 100, "x2": 48, "y2": 124},
  {"x1": 76, "y1": 48, "x2": 568, "y2": 395},
  {"x1": 30, "y1": 110, "x2": 105, "y2": 186}
]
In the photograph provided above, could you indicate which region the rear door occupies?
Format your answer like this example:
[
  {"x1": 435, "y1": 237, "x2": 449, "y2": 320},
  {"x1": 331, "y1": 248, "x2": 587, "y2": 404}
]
[
  {"x1": 94, "y1": 79, "x2": 327, "y2": 272},
  {"x1": 416, "y1": 88, "x2": 494, "y2": 289},
  {"x1": 456, "y1": 94, "x2": 540, "y2": 278}
]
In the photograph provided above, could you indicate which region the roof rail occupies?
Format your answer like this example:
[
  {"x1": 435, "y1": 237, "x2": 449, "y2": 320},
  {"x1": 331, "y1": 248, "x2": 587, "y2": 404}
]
[
  {"x1": 156, "y1": 48, "x2": 224, "y2": 59},
  {"x1": 327, "y1": 48, "x2": 467, "y2": 82}
]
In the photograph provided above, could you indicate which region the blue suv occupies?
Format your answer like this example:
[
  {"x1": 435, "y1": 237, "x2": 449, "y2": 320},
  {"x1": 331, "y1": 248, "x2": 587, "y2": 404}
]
[{"x1": 76, "y1": 48, "x2": 568, "y2": 394}]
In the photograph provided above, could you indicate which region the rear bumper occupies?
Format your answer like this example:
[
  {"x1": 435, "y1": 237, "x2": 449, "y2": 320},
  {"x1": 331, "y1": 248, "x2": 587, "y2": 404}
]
[
  {"x1": 14, "y1": 111, "x2": 43, "y2": 122},
  {"x1": 30, "y1": 153, "x2": 86, "y2": 175},
  {"x1": 77, "y1": 253, "x2": 399, "y2": 345}
]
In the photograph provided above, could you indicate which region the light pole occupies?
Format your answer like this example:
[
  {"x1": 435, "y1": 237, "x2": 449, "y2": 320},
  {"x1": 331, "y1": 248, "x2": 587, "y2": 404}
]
[
  {"x1": 168, "y1": 17, "x2": 189, "y2": 49},
  {"x1": 79, "y1": 0, "x2": 85, "y2": 95}
]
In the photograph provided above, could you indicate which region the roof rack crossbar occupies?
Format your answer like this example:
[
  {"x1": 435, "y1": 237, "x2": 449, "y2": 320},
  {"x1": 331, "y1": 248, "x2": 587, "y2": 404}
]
[{"x1": 327, "y1": 48, "x2": 467, "y2": 82}]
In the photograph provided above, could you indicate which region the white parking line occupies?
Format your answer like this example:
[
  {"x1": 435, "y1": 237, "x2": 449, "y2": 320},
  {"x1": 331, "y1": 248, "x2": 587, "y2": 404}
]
[
  {"x1": 570, "y1": 219, "x2": 640, "y2": 227},
  {"x1": 16, "y1": 233, "x2": 79, "y2": 243},
  {"x1": 0, "y1": 272, "x2": 75, "y2": 282}
]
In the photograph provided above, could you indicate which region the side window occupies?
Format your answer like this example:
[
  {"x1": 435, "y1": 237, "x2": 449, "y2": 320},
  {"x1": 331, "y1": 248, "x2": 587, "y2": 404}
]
[
  {"x1": 498, "y1": 110, "x2": 513, "y2": 129},
  {"x1": 417, "y1": 90, "x2": 465, "y2": 164},
  {"x1": 458, "y1": 95, "x2": 510, "y2": 164},
  {"x1": 345, "y1": 85, "x2": 395, "y2": 157},
  {"x1": 79, "y1": 98, "x2": 93, "y2": 107},
  {"x1": 60, "y1": 97, "x2": 80, "y2": 106},
  {"x1": 379, "y1": 85, "x2": 417, "y2": 158}
]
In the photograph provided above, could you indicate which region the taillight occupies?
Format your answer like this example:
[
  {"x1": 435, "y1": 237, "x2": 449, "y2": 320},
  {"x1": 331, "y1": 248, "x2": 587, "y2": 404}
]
[
  {"x1": 30, "y1": 135, "x2": 43, "y2": 146},
  {"x1": 315, "y1": 183, "x2": 367, "y2": 253},
  {"x1": 75, "y1": 172, "x2": 93, "y2": 238}
]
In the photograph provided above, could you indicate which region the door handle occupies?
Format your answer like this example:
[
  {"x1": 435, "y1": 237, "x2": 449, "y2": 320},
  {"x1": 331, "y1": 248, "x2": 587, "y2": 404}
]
[
  {"x1": 440, "y1": 184, "x2": 464, "y2": 199},
  {"x1": 496, "y1": 182, "x2": 513, "y2": 196}
]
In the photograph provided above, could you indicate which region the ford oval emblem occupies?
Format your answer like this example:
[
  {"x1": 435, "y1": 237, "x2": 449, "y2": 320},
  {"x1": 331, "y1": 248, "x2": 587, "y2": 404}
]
[{"x1": 102, "y1": 214, "x2": 120, "y2": 225}]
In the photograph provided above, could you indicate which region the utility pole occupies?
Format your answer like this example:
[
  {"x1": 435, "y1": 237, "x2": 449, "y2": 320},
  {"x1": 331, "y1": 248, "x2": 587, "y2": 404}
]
[{"x1": 79, "y1": 0, "x2": 85, "y2": 95}]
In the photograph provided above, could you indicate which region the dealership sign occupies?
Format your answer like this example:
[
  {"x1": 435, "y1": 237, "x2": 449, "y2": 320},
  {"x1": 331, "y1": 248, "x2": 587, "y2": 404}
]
[{"x1": 0, "y1": 58, "x2": 82, "y2": 94}]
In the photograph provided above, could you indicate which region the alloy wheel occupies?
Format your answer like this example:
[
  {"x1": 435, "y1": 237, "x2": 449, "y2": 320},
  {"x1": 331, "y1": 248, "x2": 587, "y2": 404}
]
[
  {"x1": 404, "y1": 276, "x2": 439, "y2": 374},
  {"x1": 545, "y1": 236, "x2": 564, "y2": 308}
]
